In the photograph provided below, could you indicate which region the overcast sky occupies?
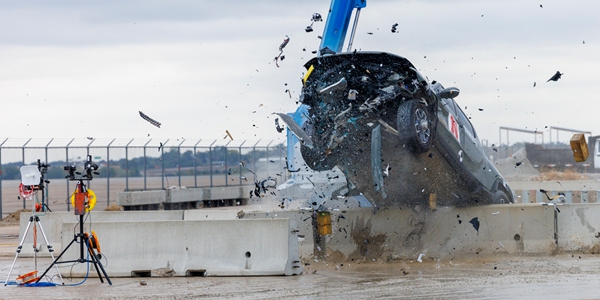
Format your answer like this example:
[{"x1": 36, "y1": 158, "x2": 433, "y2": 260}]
[{"x1": 0, "y1": 0, "x2": 597, "y2": 148}]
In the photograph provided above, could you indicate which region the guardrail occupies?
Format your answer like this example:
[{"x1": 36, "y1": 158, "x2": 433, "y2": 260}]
[{"x1": 0, "y1": 138, "x2": 287, "y2": 217}]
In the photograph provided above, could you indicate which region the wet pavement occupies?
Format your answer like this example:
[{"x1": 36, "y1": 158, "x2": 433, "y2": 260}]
[{"x1": 1, "y1": 221, "x2": 599, "y2": 300}]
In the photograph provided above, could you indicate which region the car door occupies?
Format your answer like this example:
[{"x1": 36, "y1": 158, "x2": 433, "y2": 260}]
[
  {"x1": 454, "y1": 105, "x2": 485, "y2": 172},
  {"x1": 436, "y1": 97, "x2": 463, "y2": 160}
]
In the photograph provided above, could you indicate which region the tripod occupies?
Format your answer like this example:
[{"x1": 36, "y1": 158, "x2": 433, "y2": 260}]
[
  {"x1": 5, "y1": 163, "x2": 62, "y2": 285},
  {"x1": 5, "y1": 186, "x2": 64, "y2": 285},
  {"x1": 37, "y1": 179, "x2": 112, "y2": 285}
]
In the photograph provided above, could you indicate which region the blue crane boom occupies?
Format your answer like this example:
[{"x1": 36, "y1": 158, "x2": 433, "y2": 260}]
[{"x1": 319, "y1": 0, "x2": 367, "y2": 55}]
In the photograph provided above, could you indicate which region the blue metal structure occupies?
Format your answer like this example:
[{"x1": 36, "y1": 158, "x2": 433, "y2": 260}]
[{"x1": 319, "y1": 0, "x2": 367, "y2": 55}]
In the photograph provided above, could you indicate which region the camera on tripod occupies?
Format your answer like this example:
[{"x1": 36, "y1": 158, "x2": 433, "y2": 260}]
[{"x1": 64, "y1": 155, "x2": 99, "y2": 181}]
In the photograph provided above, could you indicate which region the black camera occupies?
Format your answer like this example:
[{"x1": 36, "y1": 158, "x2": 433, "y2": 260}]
[
  {"x1": 64, "y1": 164, "x2": 77, "y2": 180},
  {"x1": 83, "y1": 155, "x2": 99, "y2": 179}
]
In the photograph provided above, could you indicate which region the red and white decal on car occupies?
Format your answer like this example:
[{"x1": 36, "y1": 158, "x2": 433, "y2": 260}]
[{"x1": 449, "y1": 114, "x2": 460, "y2": 142}]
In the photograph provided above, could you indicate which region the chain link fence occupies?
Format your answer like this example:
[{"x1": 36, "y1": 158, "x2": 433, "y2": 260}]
[{"x1": 0, "y1": 138, "x2": 287, "y2": 217}]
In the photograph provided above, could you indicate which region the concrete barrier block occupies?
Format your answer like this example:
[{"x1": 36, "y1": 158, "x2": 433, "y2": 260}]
[
  {"x1": 60, "y1": 219, "x2": 303, "y2": 277},
  {"x1": 184, "y1": 209, "x2": 239, "y2": 220},
  {"x1": 168, "y1": 188, "x2": 204, "y2": 203},
  {"x1": 322, "y1": 204, "x2": 556, "y2": 261},
  {"x1": 206, "y1": 186, "x2": 253, "y2": 200},
  {"x1": 117, "y1": 190, "x2": 167, "y2": 206},
  {"x1": 18, "y1": 211, "x2": 184, "y2": 257},
  {"x1": 557, "y1": 204, "x2": 600, "y2": 251},
  {"x1": 244, "y1": 210, "x2": 315, "y2": 261}
]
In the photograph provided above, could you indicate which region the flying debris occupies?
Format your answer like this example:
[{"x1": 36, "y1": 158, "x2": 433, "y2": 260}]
[
  {"x1": 383, "y1": 164, "x2": 391, "y2": 177},
  {"x1": 86, "y1": 137, "x2": 94, "y2": 140},
  {"x1": 469, "y1": 217, "x2": 480, "y2": 234},
  {"x1": 224, "y1": 130, "x2": 234, "y2": 141},
  {"x1": 275, "y1": 118, "x2": 285, "y2": 133},
  {"x1": 274, "y1": 35, "x2": 290, "y2": 68},
  {"x1": 391, "y1": 23, "x2": 398, "y2": 33},
  {"x1": 139, "y1": 111, "x2": 161, "y2": 128},
  {"x1": 533, "y1": 82, "x2": 536, "y2": 87},
  {"x1": 304, "y1": 12, "x2": 323, "y2": 32},
  {"x1": 311, "y1": 13, "x2": 322, "y2": 22},
  {"x1": 547, "y1": 71, "x2": 563, "y2": 82}
]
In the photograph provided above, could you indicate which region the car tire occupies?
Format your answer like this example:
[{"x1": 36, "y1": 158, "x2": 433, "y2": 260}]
[
  {"x1": 492, "y1": 190, "x2": 510, "y2": 204},
  {"x1": 397, "y1": 100, "x2": 434, "y2": 153}
]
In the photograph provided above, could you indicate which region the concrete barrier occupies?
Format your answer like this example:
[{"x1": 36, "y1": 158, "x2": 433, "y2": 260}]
[
  {"x1": 310, "y1": 205, "x2": 556, "y2": 261},
  {"x1": 509, "y1": 180, "x2": 600, "y2": 203},
  {"x1": 17, "y1": 211, "x2": 184, "y2": 257},
  {"x1": 243, "y1": 210, "x2": 316, "y2": 262},
  {"x1": 117, "y1": 190, "x2": 166, "y2": 209},
  {"x1": 556, "y1": 203, "x2": 600, "y2": 251},
  {"x1": 59, "y1": 219, "x2": 303, "y2": 277},
  {"x1": 117, "y1": 186, "x2": 254, "y2": 209}
]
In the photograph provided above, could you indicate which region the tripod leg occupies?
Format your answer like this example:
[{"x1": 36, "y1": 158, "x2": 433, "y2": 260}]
[
  {"x1": 4, "y1": 219, "x2": 33, "y2": 285},
  {"x1": 85, "y1": 237, "x2": 103, "y2": 283},
  {"x1": 84, "y1": 236, "x2": 111, "y2": 285},
  {"x1": 36, "y1": 236, "x2": 78, "y2": 283},
  {"x1": 36, "y1": 220, "x2": 64, "y2": 285}
]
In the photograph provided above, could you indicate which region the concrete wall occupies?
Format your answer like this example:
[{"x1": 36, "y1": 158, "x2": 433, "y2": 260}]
[
  {"x1": 21, "y1": 202, "x2": 600, "y2": 278},
  {"x1": 59, "y1": 219, "x2": 303, "y2": 277},
  {"x1": 117, "y1": 186, "x2": 254, "y2": 208},
  {"x1": 509, "y1": 180, "x2": 600, "y2": 203},
  {"x1": 18, "y1": 211, "x2": 184, "y2": 257},
  {"x1": 556, "y1": 204, "x2": 600, "y2": 251}
]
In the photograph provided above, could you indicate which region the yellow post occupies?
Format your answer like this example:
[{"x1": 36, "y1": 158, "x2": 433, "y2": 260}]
[
  {"x1": 429, "y1": 193, "x2": 437, "y2": 211},
  {"x1": 317, "y1": 211, "x2": 332, "y2": 235}
]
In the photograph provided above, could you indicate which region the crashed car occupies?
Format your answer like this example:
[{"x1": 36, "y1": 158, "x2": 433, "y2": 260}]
[{"x1": 297, "y1": 52, "x2": 515, "y2": 207}]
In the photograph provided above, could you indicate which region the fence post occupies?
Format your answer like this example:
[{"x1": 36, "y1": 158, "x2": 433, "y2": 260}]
[
  {"x1": 0, "y1": 138, "x2": 7, "y2": 218},
  {"x1": 238, "y1": 141, "x2": 246, "y2": 186},
  {"x1": 193, "y1": 139, "x2": 201, "y2": 188},
  {"x1": 21, "y1": 138, "x2": 31, "y2": 209},
  {"x1": 178, "y1": 139, "x2": 185, "y2": 187},
  {"x1": 44, "y1": 138, "x2": 53, "y2": 207},
  {"x1": 124, "y1": 139, "x2": 134, "y2": 191},
  {"x1": 65, "y1": 138, "x2": 74, "y2": 212},
  {"x1": 106, "y1": 138, "x2": 116, "y2": 207},
  {"x1": 161, "y1": 139, "x2": 170, "y2": 189},
  {"x1": 224, "y1": 140, "x2": 232, "y2": 187},
  {"x1": 209, "y1": 140, "x2": 216, "y2": 187},
  {"x1": 266, "y1": 141, "x2": 273, "y2": 178},
  {"x1": 86, "y1": 138, "x2": 94, "y2": 190},
  {"x1": 143, "y1": 139, "x2": 152, "y2": 190}
]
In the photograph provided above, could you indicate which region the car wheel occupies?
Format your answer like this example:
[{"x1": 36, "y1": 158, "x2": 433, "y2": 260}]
[
  {"x1": 492, "y1": 190, "x2": 510, "y2": 204},
  {"x1": 397, "y1": 100, "x2": 434, "y2": 153}
]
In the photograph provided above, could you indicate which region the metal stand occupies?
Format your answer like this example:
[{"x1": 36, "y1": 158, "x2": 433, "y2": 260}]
[
  {"x1": 37, "y1": 178, "x2": 111, "y2": 285},
  {"x1": 5, "y1": 197, "x2": 64, "y2": 285},
  {"x1": 37, "y1": 213, "x2": 112, "y2": 285}
]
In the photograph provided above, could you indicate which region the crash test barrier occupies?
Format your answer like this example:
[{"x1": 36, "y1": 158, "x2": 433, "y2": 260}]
[
  {"x1": 17, "y1": 211, "x2": 184, "y2": 257},
  {"x1": 510, "y1": 180, "x2": 600, "y2": 203},
  {"x1": 117, "y1": 186, "x2": 254, "y2": 210},
  {"x1": 17, "y1": 203, "x2": 600, "y2": 276},
  {"x1": 62, "y1": 218, "x2": 303, "y2": 277}
]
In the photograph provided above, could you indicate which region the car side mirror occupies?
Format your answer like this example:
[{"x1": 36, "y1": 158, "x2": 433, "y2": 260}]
[{"x1": 438, "y1": 87, "x2": 460, "y2": 99}]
